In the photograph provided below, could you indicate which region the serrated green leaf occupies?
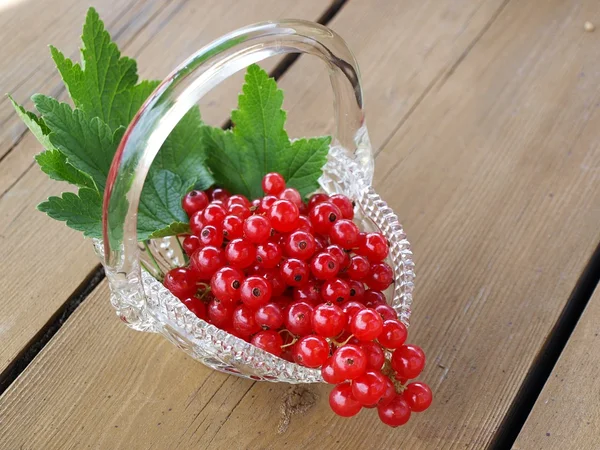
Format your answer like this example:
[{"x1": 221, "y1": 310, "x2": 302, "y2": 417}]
[
  {"x1": 35, "y1": 150, "x2": 95, "y2": 189},
  {"x1": 8, "y1": 95, "x2": 53, "y2": 149},
  {"x1": 137, "y1": 170, "x2": 191, "y2": 241},
  {"x1": 112, "y1": 79, "x2": 161, "y2": 126},
  {"x1": 281, "y1": 137, "x2": 331, "y2": 198},
  {"x1": 37, "y1": 188, "x2": 103, "y2": 238},
  {"x1": 51, "y1": 7, "x2": 138, "y2": 129},
  {"x1": 33, "y1": 94, "x2": 119, "y2": 191}
]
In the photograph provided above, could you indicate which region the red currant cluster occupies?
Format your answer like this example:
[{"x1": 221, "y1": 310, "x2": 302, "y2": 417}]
[{"x1": 163, "y1": 172, "x2": 431, "y2": 427}]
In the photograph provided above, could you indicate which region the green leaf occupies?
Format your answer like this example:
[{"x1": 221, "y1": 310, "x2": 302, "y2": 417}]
[
  {"x1": 37, "y1": 188, "x2": 103, "y2": 239},
  {"x1": 8, "y1": 95, "x2": 53, "y2": 149},
  {"x1": 281, "y1": 137, "x2": 331, "y2": 198},
  {"x1": 35, "y1": 150, "x2": 95, "y2": 189},
  {"x1": 138, "y1": 170, "x2": 191, "y2": 241},
  {"x1": 33, "y1": 94, "x2": 119, "y2": 191},
  {"x1": 51, "y1": 7, "x2": 138, "y2": 130}
]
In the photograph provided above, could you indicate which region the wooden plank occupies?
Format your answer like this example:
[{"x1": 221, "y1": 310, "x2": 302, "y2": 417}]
[
  {"x1": 513, "y1": 289, "x2": 600, "y2": 450},
  {"x1": 0, "y1": 0, "x2": 553, "y2": 448},
  {"x1": 0, "y1": 0, "x2": 332, "y2": 376}
]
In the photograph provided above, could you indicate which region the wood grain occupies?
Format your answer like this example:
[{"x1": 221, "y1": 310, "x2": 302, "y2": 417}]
[
  {"x1": 0, "y1": 0, "x2": 331, "y2": 376},
  {"x1": 513, "y1": 288, "x2": 600, "y2": 450}
]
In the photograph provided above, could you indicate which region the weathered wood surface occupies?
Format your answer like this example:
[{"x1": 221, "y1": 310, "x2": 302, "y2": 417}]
[{"x1": 1, "y1": 0, "x2": 600, "y2": 449}]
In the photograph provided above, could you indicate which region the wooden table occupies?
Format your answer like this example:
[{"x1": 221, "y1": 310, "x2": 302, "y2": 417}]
[{"x1": 1, "y1": 1, "x2": 599, "y2": 448}]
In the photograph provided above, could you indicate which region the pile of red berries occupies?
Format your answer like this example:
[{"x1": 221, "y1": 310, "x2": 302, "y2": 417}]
[{"x1": 163, "y1": 172, "x2": 431, "y2": 427}]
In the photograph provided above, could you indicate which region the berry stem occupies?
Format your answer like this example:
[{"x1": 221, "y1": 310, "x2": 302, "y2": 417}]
[
  {"x1": 381, "y1": 360, "x2": 406, "y2": 394},
  {"x1": 329, "y1": 334, "x2": 355, "y2": 347}
]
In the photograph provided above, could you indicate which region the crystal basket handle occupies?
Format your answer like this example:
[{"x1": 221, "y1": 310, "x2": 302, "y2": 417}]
[{"x1": 101, "y1": 20, "x2": 374, "y2": 330}]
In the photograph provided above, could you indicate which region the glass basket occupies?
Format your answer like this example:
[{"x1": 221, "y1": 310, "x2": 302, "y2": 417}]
[{"x1": 97, "y1": 20, "x2": 415, "y2": 383}]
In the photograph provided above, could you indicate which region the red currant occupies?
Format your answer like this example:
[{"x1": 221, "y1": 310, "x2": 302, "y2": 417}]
[
  {"x1": 284, "y1": 301, "x2": 313, "y2": 336},
  {"x1": 189, "y1": 210, "x2": 204, "y2": 236},
  {"x1": 207, "y1": 298, "x2": 234, "y2": 327},
  {"x1": 210, "y1": 187, "x2": 230, "y2": 202},
  {"x1": 210, "y1": 267, "x2": 244, "y2": 303},
  {"x1": 164, "y1": 267, "x2": 198, "y2": 299},
  {"x1": 326, "y1": 245, "x2": 350, "y2": 270},
  {"x1": 347, "y1": 280, "x2": 366, "y2": 302},
  {"x1": 293, "y1": 280, "x2": 321, "y2": 305},
  {"x1": 378, "y1": 395, "x2": 411, "y2": 427},
  {"x1": 351, "y1": 370, "x2": 387, "y2": 405},
  {"x1": 331, "y1": 344, "x2": 367, "y2": 380},
  {"x1": 181, "y1": 297, "x2": 207, "y2": 320},
  {"x1": 403, "y1": 382, "x2": 433, "y2": 412},
  {"x1": 225, "y1": 238, "x2": 256, "y2": 269},
  {"x1": 268, "y1": 199, "x2": 299, "y2": 232},
  {"x1": 329, "y1": 382, "x2": 362, "y2": 417},
  {"x1": 308, "y1": 193, "x2": 329, "y2": 210},
  {"x1": 312, "y1": 302, "x2": 347, "y2": 337},
  {"x1": 347, "y1": 255, "x2": 370, "y2": 280},
  {"x1": 279, "y1": 187, "x2": 302, "y2": 207},
  {"x1": 293, "y1": 335, "x2": 330, "y2": 368},
  {"x1": 329, "y1": 194, "x2": 354, "y2": 219},
  {"x1": 342, "y1": 301, "x2": 366, "y2": 322},
  {"x1": 243, "y1": 215, "x2": 272, "y2": 244},
  {"x1": 391, "y1": 344, "x2": 426, "y2": 379},
  {"x1": 357, "y1": 232, "x2": 389, "y2": 262},
  {"x1": 262, "y1": 172, "x2": 286, "y2": 196},
  {"x1": 350, "y1": 309, "x2": 384, "y2": 341},
  {"x1": 258, "y1": 195, "x2": 278, "y2": 214},
  {"x1": 378, "y1": 375, "x2": 396, "y2": 406},
  {"x1": 359, "y1": 341, "x2": 386, "y2": 371},
  {"x1": 258, "y1": 268, "x2": 286, "y2": 296},
  {"x1": 321, "y1": 278, "x2": 351, "y2": 303},
  {"x1": 321, "y1": 358, "x2": 345, "y2": 384},
  {"x1": 296, "y1": 215, "x2": 314, "y2": 233},
  {"x1": 226, "y1": 194, "x2": 251, "y2": 209},
  {"x1": 280, "y1": 258, "x2": 310, "y2": 287},
  {"x1": 190, "y1": 246, "x2": 225, "y2": 279},
  {"x1": 182, "y1": 235, "x2": 201, "y2": 256},
  {"x1": 222, "y1": 215, "x2": 244, "y2": 240},
  {"x1": 198, "y1": 225, "x2": 223, "y2": 248},
  {"x1": 329, "y1": 219, "x2": 360, "y2": 249},
  {"x1": 251, "y1": 330, "x2": 283, "y2": 356},
  {"x1": 309, "y1": 202, "x2": 342, "y2": 234},
  {"x1": 202, "y1": 203, "x2": 226, "y2": 226},
  {"x1": 378, "y1": 320, "x2": 407, "y2": 349},
  {"x1": 232, "y1": 304, "x2": 261, "y2": 337},
  {"x1": 374, "y1": 304, "x2": 398, "y2": 321},
  {"x1": 255, "y1": 242, "x2": 283, "y2": 269},
  {"x1": 227, "y1": 203, "x2": 251, "y2": 220},
  {"x1": 366, "y1": 263, "x2": 394, "y2": 291},
  {"x1": 363, "y1": 290, "x2": 387, "y2": 308},
  {"x1": 240, "y1": 276, "x2": 272, "y2": 309},
  {"x1": 254, "y1": 303, "x2": 284, "y2": 330},
  {"x1": 284, "y1": 230, "x2": 316, "y2": 260},
  {"x1": 310, "y1": 252, "x2": 339, "y2": 280},
  {"x1": 182, "y1": 190, "x2": 209, "y2": 217}
]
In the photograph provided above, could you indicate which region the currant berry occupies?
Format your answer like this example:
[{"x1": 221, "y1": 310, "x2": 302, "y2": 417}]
[
  {"x1": 255, "y1": 242, "x2": 283, "y2": 269},
  {"x1": 351, "y1": 370, "x2": 387, "y2": 406},
  {"x1": 321, "y1": 278, "x2": 351, "y2": 303},
  {"x1": 350, "y1": 309, "x2": 384, "y2": 341},
  {"x1": 284, "y1": 301, "x2": 314, "y2": 336},
  {"x1": 227, "y1": 203, "x2": 251, "y2": 220},
  {"x1": 202, "y1": 203, "x2": 227, "y2": 226},
  {"x1": 240, "y1": 276, "x2": 272, "y2": 309},
  {"x1": 357, "y1": 232, "x2": 389, "y2": 262},
  {"x1": 182, "y1": 190, "x2": 209, "y2": 217},
  {"x1": 279, "y1": 187, "x2": 302, "y2": 207},
  {"x1": 342, "y1": 301, "x2": 366, "y2": 322},
  {"x1": 378, "y1": 375, "x2": 396, "y2": 406},
  {"x1": 225, "y1": 238, "x2": 256, "y2": 269},
  {"x1": 366, "y1": 262, "x2": 394, "y2": 291},
  {"x1": 331, "y1": 344, "x2": 368, "y2": 380},
  {"x1": 280, "y1": 258, "x2": 310, "y2": 287},
  {"x1": 403, "y1": 382, "x2": 433, "y2": 412},
  {"x1": 329, "y1": 194, "x2": 354, "y2": 219},
  {"x1": 293, "y1": 280, "x2": 321, "y2": 305},
  {"x1": 210, "y1": 267, "x2": 244, "y2": 303},
  {"x1": 321, "y1": 358, "x2": 345, "y2": 384},
  {"x1": 189, "y1": 210, "x2": 204, "y2": 236},
  {"x1": 181, "y1": 297, "x2": 207, "y2": 320},
  {"x1": 258, "y1": 268, "x2": 286, "y2": 296},
  {"x1": 347, "y1": 255, "x2": 370, "y2": 280},
  {"x1": 254, "y1": 303, "x2": 284, "y2": 330},
  {"x1": 243, "y1": 215, "x2": 272, "y2": 244},
  {"x1": 329, "y1": 382, "x2": 362, "y2": 417},
  {"x1": 190, "y1": 246, "x2": 226, "y2": 279},
  {"x1": 374, "y1": 304, "x2": 398, "y2": 321},
  {"x1": 378, "y1": 320, "x2": 408, "y2": 349},
  {"x1": 310, "y1": 252, "x2": 339, "y2": 280},
  {"x1": 377, "y1": 395, "x2": 411, "y2": 427},
  {"x1": 313, "y1": 235, "x2": 328, "y2": 253},
  {"x1": 391, "y1": 344, "x2": 426, "y2": 380},
  {"x1": 262, "y1": 172, "x2": 286, "y2": 196},
  {"x1": 207, "y1": 298, "x2": 234, "y2": 327},
  {"x1": 232, "y1": 304, "x2": 261, "y2": 338},
  {"x1": 226, "y1": 194, "x2": 251, "y2": 209},
  {"x1": 164, "y1": 267, "x2": 198, "y2": 299},
  {"x1": 258, "y1": 195, "x2": 278, "y2": 214},
  {"x1": 308, "y1": 193, "x2": 329, "y2": 210},
  {"x1": 348, "y1": 280, "x2": 366, "y2": 302},
  {"x1": 198, "y1": 225, "x2": 223, "y2": 248},
  {"x1": 363, "y1": 290, "x2": 387, "y2": 308},
  {"x1": 210, "y1": 187, "x2": 230, "y2": 202},
  {"x1": 293, "y1": 335, "x2": 330, "y2": 368},
  {"x1": 326, "y1": 245, "x2": 350, "y2": 270},
  {"x1": 182, "y1": 235, "x2": 201, "y2": 256},
  {"x1": 312, "y1": 302, "x2": 347, "y2": 337},
  {"x1": 296, "y1": 215, "x2": 314, "y2": 233},
  {"x1": 309, "y1": 202, "x2": 342, "y2": 234},
  {"x1": 222, "y1": 215, "x2": 244, "y2": 240},
  {"x1": 251, "y1": 330, "x2": 283, "y2": 356},
  {"x1": 329, "y1": 219, "x2": 360, "y2": 249},
  {"x1": 359, "y1": 341, "x2": 386, "y2": 371},
  {"x1": 267, "y1": 199, "x2": 299, "y2": 232},
  {"x1": 284, "y1": 230, "x2": 316, "y2": 260}
]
